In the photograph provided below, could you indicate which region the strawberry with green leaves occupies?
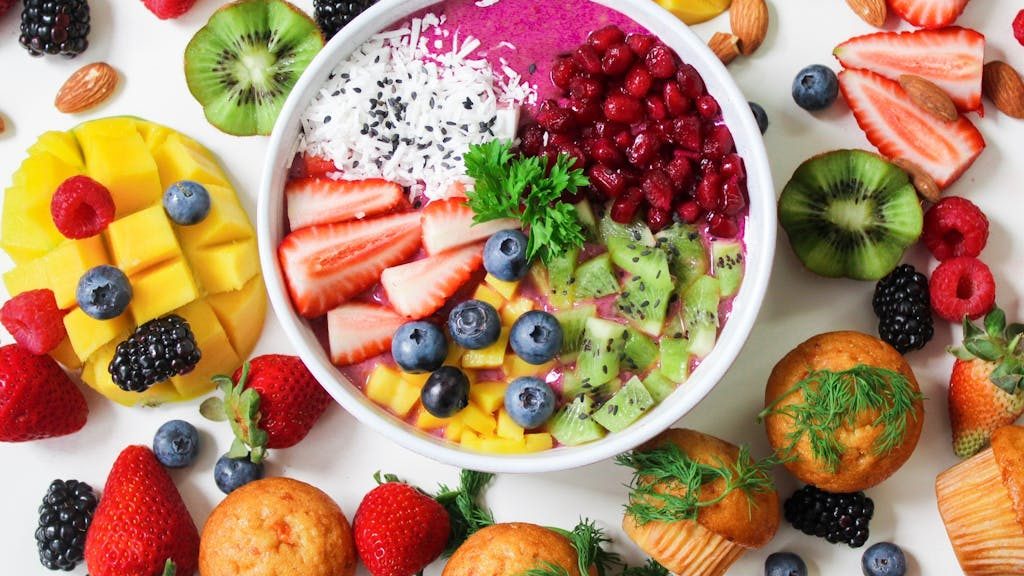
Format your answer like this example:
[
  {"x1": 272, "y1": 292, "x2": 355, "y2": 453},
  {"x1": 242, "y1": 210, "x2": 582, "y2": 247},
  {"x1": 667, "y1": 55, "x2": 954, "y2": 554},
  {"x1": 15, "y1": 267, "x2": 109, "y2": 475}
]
[{"x1": 948, "y1": 307, "x2": 1024, "y2": 458}]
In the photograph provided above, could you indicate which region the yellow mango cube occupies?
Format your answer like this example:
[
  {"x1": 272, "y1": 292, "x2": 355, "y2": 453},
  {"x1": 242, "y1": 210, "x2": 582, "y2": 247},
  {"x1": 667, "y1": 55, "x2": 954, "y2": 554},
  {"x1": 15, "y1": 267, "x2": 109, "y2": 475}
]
[
  {"x1": 470, "y1": 381, "x2": 507, "y2": 414},
  {"x1": 175, "y1": 185, "x2": 253, "y2": 249},
  {"x1": 83, "y1": 339, "x2": 180, "y2": 407},
  {"x1": 444, "y1": 417, "x2": 466, "y2": 441},
  {"x1": 473, "y1": 283, "x2": 505, "y2": 311},
  {"x1": 402, "y1": 371, "x2": 431, "y2": 389},
  {"x1": 136, "y1": 121, "x2": 174, "y2": 152},
  {"x1": 485, "y1": 274, "x2": 520, "y2": 300},
  {"x1": 2, "y1": 153, "x2": 80, "y2": 259},
  {"x1": 460, "y1": 430, "x2": 484, "y2": 451},
  {"x1": 461, "y1": 329, "x2": 509, "y2": 369},
  {"x1": 43, "y1": 236, "x2": 110, "y2": 309},
  {"x1": 480, "y1": 437, "x2": 531, "y2": 454},
  {"x1": 388, "y1": 379, "x2": 421, "y2": 417},
  {"x1": 525, "y1": 433, "x2": 555, "y2": 452},
  {"x1": 187, "y1": 239, "x2": 259, "y2": 294},
  {"x1": 64, "y1": 307, "x2": 130, "y2": 362},
  {"x1": 366, "y1": 365, "x2": 403, "y2": 405},
  {"x1": 460, "y1": 403, "x2": 497, "y2": 436},
  {"x1": 170, "y1": 299, "x2": 240, "y2": 400},
  {"x1": 48, "y1": 338, "x2": 82, "y2": 371},
  {"x1": 128, "y1": 259, "x2": 200, "y2": 324},
  {"x1": 106, "y1": 204, "x2": 182, "y2": 276},
  {"x1": 497, "y1": 409, "x2": 525, "y2": 440},
  {"x1": 444, "y1": 345, "x2": 465, "y2": 367},
  {"x1": 501, "y1": 298, "x2": 536, "y2": 326},
  {"x1": 28, "y1": 131, "x2": 84, "y2": 168},
  {"x1": 75, "y1": 121, "x2": 162, "y2": 217},
  {"x1": 503, "y1": 355, "x2": 555, "y2": 380},
  {"x1": 206, "y1": 274, "x2": 267, "y2": 357},
  {"x1": 153, "y1": 133, "x2": 231, "y2": 190},
  {"x1": 415, "y1": 407, "x2": 453, "y2": 430},
  {"x1": 3, "y1": 257, "x2": 51, "y2": 297}
]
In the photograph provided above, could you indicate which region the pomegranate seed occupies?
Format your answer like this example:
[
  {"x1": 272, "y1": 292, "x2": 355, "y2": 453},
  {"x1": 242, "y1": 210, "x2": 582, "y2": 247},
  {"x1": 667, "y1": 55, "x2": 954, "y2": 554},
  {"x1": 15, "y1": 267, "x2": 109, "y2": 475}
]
[
  {"x1": 588, "y1": 25, "x2": 625, "y2": 54},
  {"x1": 570, "y1": 98, "x2": 603, "y2": 123},
  {"x1": 720, "y1": 153, "x2": 746, "y2": 182},
  {"x1": 719, "y1": 176, "x2": 747, "y2": 216},
  {"x1": 646, "y1": 206, "x2": 672, "y2": 232},
  {"x1": 587, "y1": 137, "x2": 624, "y2": 167},
  {"x1": 541, "y1": 146, "x2": 560, "y2": 168},
  {"x1": 708, "y1": 212, "x2": 739, "y2": 238},
  {"x1": 645, "y1": 95, "x2": 668, "y2": 120},
  {"x1": 627, "y1": 131, "x2": 660, "y2": 167},
  {"x1": 603, "y1": 94, "x2": 644, "y2": 124},
  {"x1": 644, "y1": 45, "x2": 678, "y2": 79},
  {"x1": 642, "y1": 170, "x2": 674, "y2": 212},
  {"x1": 676, "y1": 200, "x2": 702, "y2": 224},
  {"x1": 697, "y1": 95, "x2": 719, "y2": 119},
  {"x1": 551, "y1": 57, "x2": 578, "y2": 90},
  {"x1": 558, "y1": 144, "x2": 587, "y2": 170},
  {"x1": 671, "y1": 117, "x2": 703, "y2": 152},
  {"x1": 611, "y1": 188, "x2": 643, "y2": 223},
  {"x1": 574, "y1": 45, "x2": 604, "y2": 75},
  {"x1": 702, "y1": 124, "x2": 734, "y2": 159},
  {"x1": 626, "y1": 33, "x2": 657, "y2": 58},
  {"x1": 592, "y1": 121, "x2": 625, "y2": 138},
  {"x1": 588, "y1": 165, "x2": 628, "y2": 198},
  {"x1": 569, "y1": 77, "x2": 604, "y2": 101},
  {"x1": 549, "y1": 133, "x2": 577, "y2": 148},
  {"x1": 614, "y1": 129, "x2": 634, "y2": 150},
  {"x1": 601, "y1": 43, "x2": 635, "y2": 76},
  {"x1": 695, "y1": 173, "x2": 722, "y2": 211},
  {"x1": 666, "y1": 156, "x2": 694, "y2": 190},
  {"x1": 677, "y1": 64, "x2": 706, "y2": 99},
  {"x1": 520, "y1": 123, "x2": 545, "y2": 155},
  {"x1": 537, "y1": 100, "x2": 576, "y2": 134},
  {"x1": 663, "y1": 81, "x2": 692, "y2": 117}
]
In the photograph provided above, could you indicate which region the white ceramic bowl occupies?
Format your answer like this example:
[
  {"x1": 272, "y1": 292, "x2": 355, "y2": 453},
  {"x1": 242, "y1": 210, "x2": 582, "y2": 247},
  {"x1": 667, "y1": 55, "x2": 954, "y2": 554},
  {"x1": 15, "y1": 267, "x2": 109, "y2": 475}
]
[{"x1": 258, "y1": 0, "x2": 776, "y2": 473}]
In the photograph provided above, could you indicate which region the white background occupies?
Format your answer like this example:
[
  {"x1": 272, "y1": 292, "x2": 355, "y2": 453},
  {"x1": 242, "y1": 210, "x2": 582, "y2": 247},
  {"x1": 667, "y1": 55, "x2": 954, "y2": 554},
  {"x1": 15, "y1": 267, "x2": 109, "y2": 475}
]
[{"x1": 2, "y1": 0, "x2": 1023, "y2": 573}]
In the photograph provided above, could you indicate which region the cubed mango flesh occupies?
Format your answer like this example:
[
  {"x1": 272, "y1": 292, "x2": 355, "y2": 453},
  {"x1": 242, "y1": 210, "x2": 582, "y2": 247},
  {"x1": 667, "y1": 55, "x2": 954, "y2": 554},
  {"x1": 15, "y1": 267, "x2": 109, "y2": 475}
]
[
  {"x1": 106, "y1": 204, "x2": 182, "y2": 276},
  {"x1": 402, "y1": 371, "x2": 431, "y2": 389},
  {"x1": 470, "y1": 381, "x2": 507, "y2": 414},
  {"x1": 83, "y1": 338, "x2": 180, "y2": 407},
  {"x1": 388, "y1": 379, "x2": 421, "y2": 417},
  {"x1": 460, "y1": 430, "x2": 484, "y2": 451},
  {"x1": 75, "y1": 120, "x2": 162, "y2": 217},
  {"x1": 136, "y1": 121, "x2": 174, "y2": 153},
  {"x1": 525, "y1": 433, "x2": 554, "y2": 452},
  {"x1": 443, "y1": 345, "x2": 465, "y2": 368},
  {"x1": 2, "y1": 152, "x2": 81, "y2": 260},
  {"x1": 501, "y1": 298, "x2": 536, "y2": 326},
  {"x1": 170, "y1": 299, "x2": 240, "y2": 400},
  {"x1": 460, "y1": 403, "x2": 497, "y2": 436},
  {"x1": 485, "y1": 274, "x2": 519, "y2": 300},
  {"x1": 128, "y1": 259, "x2": 199, "y2": 324},
  {"x1": 28, "y1": 131, "x2": 84, "y2": 169},
  {"x1": 496, "y1": 409, "x2": 524, "y2": 440},
  {"x1": 205, "y1": 274, "x2": 266, "y2": 357},
  {"x1": 366, "y1": 365, "x2": 403, "y2": 405},
  {"x1": 444, "y1": 418, "x2": 466, "y2": 441},
  {"x1": 48, "y1": 338, "x2": 82, "y2": 371},
  {"x1": 3, "y1": 257, "x2": 51, "y2": 297},
  {"x1": 187, "y1": 239, "x2": 259, "y2": 294},
  {"x1": 503, "y1": 355, "x2": 555, "y2": 380},
  {"x1": 461, "y1": 329, "x2": 509, "y2": 369},
  {"x1": 472, "y1": 283, "x2": 505, "y2": 311},
  {"x1": 64, "y1": 307, "x2": 130, "y2": 362},
  {"x1": 153, "y1": 133, "x2": 230, "y2": 191},
  {"x1": 415, "y1": 407, "x2": 453, "y2": 431},
  {"x1": 43, "y1": 236, "x2": 109, "y2": 309},
  {"x1": 175, "y1": 185, "x2": 253, "y2": 249}
]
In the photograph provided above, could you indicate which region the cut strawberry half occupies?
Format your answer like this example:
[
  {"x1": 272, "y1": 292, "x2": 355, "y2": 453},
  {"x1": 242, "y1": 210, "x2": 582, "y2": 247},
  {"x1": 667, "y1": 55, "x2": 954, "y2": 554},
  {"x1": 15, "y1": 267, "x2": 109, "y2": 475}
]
[
  {"x1": 421, "y1": 198, "x2": 519, "y2": 255},
  {"x1": 382, "y1": 242, "x2": 485, "y2": 319},
  {"x1": 278, "y1": 211, "x2": 422, "y2": 318},
  {"x1": 888, "y1": 0, "x2": 970, "y2": 29},
  {"x1": 302, "y1": 155, "x2": 338, "y2": 177},
  {"x1": 834, "y1": 27, "x2": 985, "y2": 112},
  {"x1": 838, "y1": 68, "x2": 985, "y2": 189},
  {"x1": 286, "y1": 178, "x2": 405, "y2": 230},
  {"x1": 327, "y1": 302, "x2": 407, "y2": 366}
]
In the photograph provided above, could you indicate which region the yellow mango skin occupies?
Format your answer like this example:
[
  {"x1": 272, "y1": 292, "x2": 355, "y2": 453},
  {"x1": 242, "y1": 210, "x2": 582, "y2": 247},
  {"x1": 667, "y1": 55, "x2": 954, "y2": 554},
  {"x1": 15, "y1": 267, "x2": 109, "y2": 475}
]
[
  {"x1": 74, "y1": 118, "x2": 163, "y2": 218},
  {"x1": 170, "y1": 299, "x2": 240, "y2": 400},
  {"x1": 43, "y1": 236, "x2": 110, "y2": 309}
]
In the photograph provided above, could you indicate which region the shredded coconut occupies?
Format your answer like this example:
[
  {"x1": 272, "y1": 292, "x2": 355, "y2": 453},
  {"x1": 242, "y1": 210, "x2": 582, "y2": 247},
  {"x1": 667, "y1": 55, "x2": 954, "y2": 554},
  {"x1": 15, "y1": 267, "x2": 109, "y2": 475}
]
[{"x1": 475, "y1": 0, "x2": 502, "y2": 6}]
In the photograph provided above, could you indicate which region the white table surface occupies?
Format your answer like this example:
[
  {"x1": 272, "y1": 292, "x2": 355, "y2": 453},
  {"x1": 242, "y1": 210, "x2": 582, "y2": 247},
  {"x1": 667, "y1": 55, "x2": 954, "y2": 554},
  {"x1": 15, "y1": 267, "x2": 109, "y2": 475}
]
[{"x1": 2, "y1": 0, "x2": 1023, "y2": 573}]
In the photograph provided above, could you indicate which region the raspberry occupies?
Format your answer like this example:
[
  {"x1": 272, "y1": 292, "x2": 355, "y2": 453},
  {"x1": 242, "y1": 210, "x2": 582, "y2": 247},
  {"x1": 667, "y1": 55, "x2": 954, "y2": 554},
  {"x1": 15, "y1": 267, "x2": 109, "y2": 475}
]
[
  {"x1": 1015, "y1": 10, "x2": 1024, "y2": 47},
  {"x1": 929, "y1": 257, "x2": 996, "y2": 321},
  {"x1": 921, "y1": 196, "x2": 989, "y2": 261},
  {"x1": 0, "y1": 290, "x2": 67, "y2": 355},
  {"x1": 50, "y1": 176, "x2": 115, "y2": 239}
]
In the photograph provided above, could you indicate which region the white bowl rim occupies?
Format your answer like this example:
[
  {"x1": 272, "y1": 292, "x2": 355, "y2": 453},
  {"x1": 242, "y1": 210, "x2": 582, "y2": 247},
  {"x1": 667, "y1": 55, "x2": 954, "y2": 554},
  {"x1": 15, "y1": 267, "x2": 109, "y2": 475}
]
[{"x1": 258, "y1": 0, "x2": 776, "y2": 474}]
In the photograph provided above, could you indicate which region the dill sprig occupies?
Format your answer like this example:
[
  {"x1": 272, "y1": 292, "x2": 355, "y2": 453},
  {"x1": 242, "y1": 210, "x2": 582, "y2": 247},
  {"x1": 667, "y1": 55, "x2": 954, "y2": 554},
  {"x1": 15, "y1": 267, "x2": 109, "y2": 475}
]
[
  {"x1": 434, "y1": 470, "x2": 495, "y2": 557},
  {"x1": 621, "y1": 559, "x2": 669, "y2": 576},
  {"x1": 757, "y1": 365, "x2": 923, "y2": 472},
  {"x1": 615, "y1": 443, "x2": 778, "y2": 526},
  {"x1": 521, "y1": 519, "x2": 622, "y2": 576}
]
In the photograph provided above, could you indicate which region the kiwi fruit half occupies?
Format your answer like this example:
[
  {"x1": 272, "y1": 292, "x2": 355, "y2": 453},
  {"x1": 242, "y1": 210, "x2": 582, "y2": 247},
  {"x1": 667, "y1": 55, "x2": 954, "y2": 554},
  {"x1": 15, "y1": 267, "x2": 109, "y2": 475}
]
[
  {"x1": 184, "y1": 0, "x2": 323, "y2": 136},
  {"x1": 779, "y1": 149, "x2": 922, "y2": 281}
]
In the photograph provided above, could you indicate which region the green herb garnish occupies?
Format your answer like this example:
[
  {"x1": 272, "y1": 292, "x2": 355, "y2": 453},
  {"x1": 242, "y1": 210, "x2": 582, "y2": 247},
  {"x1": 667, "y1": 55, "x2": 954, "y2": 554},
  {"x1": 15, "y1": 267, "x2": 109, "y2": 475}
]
[
  {"x1": 757, "y1": 365, "x2": 923, "y2": 472},
  {"x1": 464, "y1": 139, "x2": 589, "y2": 264},
  {"x1": 620, "y1": 559, "x2": 669, "y2": 576},
  {"x1": 435, "y1": 470, "x2": 495, "y2": 556},
  {"x1": 615, "y1": 443, "x2": 778, "y2": 526},
  {"x1": 520, "y1": 519, "x2": 622, "y2": 576}
]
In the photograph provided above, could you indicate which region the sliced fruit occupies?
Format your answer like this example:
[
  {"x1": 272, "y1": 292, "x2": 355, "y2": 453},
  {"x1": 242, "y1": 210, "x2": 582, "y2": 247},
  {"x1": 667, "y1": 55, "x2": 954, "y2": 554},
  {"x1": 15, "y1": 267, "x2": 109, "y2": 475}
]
[
  {"x1": 206, "y1": 274, "x2": 267, "y2": 356},
  {"x1": 711, "y1": 240, "x2": 745, "y2": 298},
  {"x1": 623, "y1": 329, "x2": 659, "y2": 373},
  {"x1": 643, "y1": 370, "x2": 677, "y2": 403},
  {"x1": 599, "y1": 212, "x2": 655, "y2": 246},
  {"x1": 63, "y1": 307, "x2": 130, "y2": 362},
  {"x1": 381, "y1": 242, "x2": 484, "y2": 319},
  {"x1": 3, "y1": 258, "x2": 51, "y2": 298},
  {"x1": 575, "y1": 254, "x2": 620, "y2": 300},
  {"x1": 366, "y1": 364, "x2": 403, "y2": 405},
  {"x1": 549, "y1": 395, "x2": 606, "y2": 446},
  {"x1": 128, "y1": 259, "x2": 200, "y2": 324},
  {"x1": 485, "y1": 273, "x2": 519, "y2": 300},
  {"x1": 576, "y1": 318, "x2": 628, "y2": 388},
  {"x1": 170, "y1": 299, "x2": 240, "y2": 399},
  {"x1": 659, "y1": 336, "x2": 691, "y2": 384},
  {"x1": 327, "y1": 302, "x2": 407, "y2": 366},
  {"x1": 592, "y1": 376, "x2": 655, "y2": 433},
  {"x1": 106, "y1": 204, "x2": 183, "y2": 276},
  {"x1": 682, "y1": 275, "x2": 721, "y2": 359},
  {"x1": 186, "y1": 238, "x2": 260, "y2": 294},
  {"x1": 470, "y1": 381, "x2": 507, "y2": 414},
  {"x1": 555, "y1": 305, "x2": 598, "y2": 357},
  {"x1": 656, "y1": 0, "x2": 732, "y2": 25},
  {"x1": 545, "y1": 246, "x2": 579, "y2": 310},
  {"x1": 888, "y1": 0, "x2": 969, "y2": 29},
  {"x1": 609, "y1": 238, "x2": 673, "y2": 336},
  {"x1": 28, "y1": 131, "x2": 84, "y2": 169},
  {"x1": 461, "y1": 327, "x2": 509, "y2": 369},
  {"x1": 41, "y1": 236, "x2": 110, "y2": 309},
  {"x1": 286, "y1": 178, "x2": 405, "y2": 230},
  {"x1": 472, "y1": 283, "x2": 506, "y2": 311},
  {"x1": 500, "y1": 297, "x2": 536, "y2": 326},
  {"x1": 834, "y1": 27, "x2": 985, "y2": 112},
  {"x1": 838, "y1": 68, "x2": 985, "y2": 189},
  {"x1": 573, "y1": 200, "x2": 599, "y2": 240},
  {"x1": 778, "y1": 149, "x2": 923, "y2": 281},
  {"x1": 74, "y1": 119, "x2": 163, "y2": 217},
  {"x1": 152, "y1": 132, "x2": 231, "y2": 190},
  {"x1": 278, "y1": 211, "x2": 422, "y2": 318},
  {"x1": 656, "y1": 224, "x2": 709, "y2": 292},
  {"x1": 421, "y1": 198, "x2": 519, "y2": 255},
  {"x1": 175, "y1": 185, "x2": 254, "y2": 248}
]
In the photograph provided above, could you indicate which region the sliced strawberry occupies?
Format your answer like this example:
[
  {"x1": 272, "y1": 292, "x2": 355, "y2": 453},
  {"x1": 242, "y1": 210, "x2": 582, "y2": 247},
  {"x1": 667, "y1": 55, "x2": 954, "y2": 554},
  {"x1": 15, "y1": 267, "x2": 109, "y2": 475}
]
[
  {"x1": 278, "y1": 212, "x2": 422, "y2": 318},
  {"x1": 834, "y1": 27, "x2": 985, "y2": 112},
  {"x1": 286, "y1": 178, "x2": 405, "y2": 230},
  {"x1": 327, "y1": 302, "x2": 407, "y2": 365},
  {"x1": 421, "y1": 198, "x2": 519, "y2": 255},
  {"x1": 838, "y1": 68, "x2": 985, "y2": 189},
  {"x1": 888, "y1": 0, "x2": 970, "y2": 29},
  {"x1": 302, "y1": 154, "x2": 338, "y2": 177},
  {"x1": 382, "y1": 243, "x2": 485, "y2": 319}
]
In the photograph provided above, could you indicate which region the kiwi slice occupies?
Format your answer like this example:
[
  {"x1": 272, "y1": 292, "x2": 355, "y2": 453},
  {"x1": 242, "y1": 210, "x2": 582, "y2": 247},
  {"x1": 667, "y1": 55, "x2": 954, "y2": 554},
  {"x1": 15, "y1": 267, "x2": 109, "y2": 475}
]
[
  {"x1": 549, "y1": 395, "x2": 606, "y2": 446},
  {"x1": 642, "y1": 370, "x2": 677, "y2": 403},
  {"x1": 622, "y1": 328, "x2": 658, "y2": 373},
  {"x1": 576, "y1": 318, "x2": 628, "y2": 388},
  {"x1": 184, "y1": 0, "x2": 324, "y2": 136},
  {"x1": 711, "y1": 240, "x2": 744, "y2": 298},
  {"x1": 555, "y1": 305, "x2": 597, "y2": 358},
  {"x1": 779, "y1": 150, "x2": 923, "y2": 281},
  {"x1": 546, "y1": 247, "x2": 579, "y2": 310},
  {"x1": 575, "y1": 254, "x2": 619, "y2": 300},
  {"x1": 592, "y1": 376, "x2": 655, "y2": 433},
  {"x1": 655, "y1": 223, "x2": 709, "y2": 293}
]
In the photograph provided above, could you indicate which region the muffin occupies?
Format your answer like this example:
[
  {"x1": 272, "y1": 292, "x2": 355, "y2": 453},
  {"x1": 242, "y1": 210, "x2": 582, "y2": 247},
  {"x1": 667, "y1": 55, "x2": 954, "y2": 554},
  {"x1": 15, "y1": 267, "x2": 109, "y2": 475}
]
[
  {"x1": 619, "y1": 429, "x2": 780, "y2": 576},
  {"x1": 937, "y1": 425, "x2": 1024, "y2": 575},
  {"x1": 443, "y1": 523, "x2": 594, "y2": 576},
  {"x1": 199, "y1": 477, "x2": 356, "y2": 576},
  {"x1": 762, "y1": 331, "x2": 924, "y2": 492}
]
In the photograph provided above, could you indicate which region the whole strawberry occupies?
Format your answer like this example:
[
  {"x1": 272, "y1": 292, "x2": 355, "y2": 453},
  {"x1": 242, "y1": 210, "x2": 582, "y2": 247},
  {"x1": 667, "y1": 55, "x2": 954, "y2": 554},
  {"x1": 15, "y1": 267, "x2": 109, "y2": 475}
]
[
  {"x1": 0, "y1": 344, "x2": 87, "y2": 442},
  {"x1": 85, "y1": 446, "x2": 200, "y2": 576},
  {"x1": 354, "y1": 475, "x2": 451, "y2": 576},
  {"x1": 141, "y1": 0, "x2": 196, "y2": 19},
  {"x1": 0, "y1": 0, "x2": 15, "y2": 18},
  {"x1": 948, "y1": 307, "x2": 1024, "y2": 458}
]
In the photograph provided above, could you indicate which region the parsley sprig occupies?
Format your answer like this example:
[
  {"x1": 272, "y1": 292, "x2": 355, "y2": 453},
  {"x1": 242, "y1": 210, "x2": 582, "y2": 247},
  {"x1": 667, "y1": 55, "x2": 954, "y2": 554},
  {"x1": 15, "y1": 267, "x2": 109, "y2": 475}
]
[{"x1": 464, "y1": 140, "x2": 588, "y2": 264}]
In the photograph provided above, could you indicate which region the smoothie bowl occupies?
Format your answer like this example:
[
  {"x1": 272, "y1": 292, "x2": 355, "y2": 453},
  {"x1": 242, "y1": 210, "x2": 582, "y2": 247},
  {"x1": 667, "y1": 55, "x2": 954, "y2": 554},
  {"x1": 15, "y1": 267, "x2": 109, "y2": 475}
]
[{"x1": 258, "y1": 0, "x2": 775, "y2": 472}]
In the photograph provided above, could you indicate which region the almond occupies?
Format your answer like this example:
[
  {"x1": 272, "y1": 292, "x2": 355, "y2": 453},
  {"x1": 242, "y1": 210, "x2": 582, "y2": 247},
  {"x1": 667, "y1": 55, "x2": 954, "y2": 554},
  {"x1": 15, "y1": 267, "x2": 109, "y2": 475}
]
[
  {"x1": 709, "y1": 32, "x2": 742, "y2": 65},
  {"x1": 55, "y1": 62, "x2": 118, "y2": 114},
  {"x1": 0, "y1": 115, "x2": 5, "y2": 135},
  {"x1": 892, "y1": 157, "x2": 941, "y2": 203},
  {"x1": 982, "y1": 61, "x2": 1024, "y2": 119},
  {"x1": 898, "y1": 74, "x2": 958, "y2": 123},
  {"x1": 844, "y1": 0, "x2": 887, "y2": 27},
  {"x1": 730, "y1": 0, "x2": 769, "y2": 56}
]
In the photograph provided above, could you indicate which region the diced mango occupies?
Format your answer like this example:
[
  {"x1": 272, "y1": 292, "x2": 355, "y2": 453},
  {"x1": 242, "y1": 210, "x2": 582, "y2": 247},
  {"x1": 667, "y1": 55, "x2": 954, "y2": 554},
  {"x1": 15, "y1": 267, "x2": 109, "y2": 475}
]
[
  {"x1": 75, "y1": 116, "x2": 138, "y2": 137},
  {"x1": 48, "y1": 338, "x2": 82, "y2": 371},
  {"x1": 388, "y1": 379, "x2": 421, "y2": 417},
  {"x1": 443, "y1": 345, "x2": 466, "y2": 367},
  {"x1": 106, "y1": 204, "x2": 182, "y2": 276},
  {"x1": 460, "y1": 403, "x2": 497, "y2": 436},
  {"x1": 415, "y1": 407, "x2": 453, "y2": 430},
  {"x1": 205, "y1": 274, "x2": 266, "y2": 357},
  {"x1": 501, "y1": 298, "x2": 536, "y2": 326},
  {"x1": 486, "y1": 273, "x2": 520, "y2": 300},
  {"x1": 175, "y1": 185, "x2": 253, "y2": 249},
  {"x1": 402, "y1": 371, "x2": 431, "y2": 389},
  {"x1": 75, "y1": 120, "x2": 162, "y2": 217},
  {"x1": 64, "y1": 307, "x2": 130, "y2": 362},
  {"x1": 479, "y1": 437, "x2": 530, "y2": 454},
  {"x1": 497, "y1": 409, "x2": 525, "y2": 440},
  {"x1": 42, "y1": 236, "x2": 110, "y2": 309},
  {"x1": 3, "y1": 257, "x2": 51, "y2": 297},
  {"x1": 136, "y1": 121, "x2": 174, "y2": 153},
  {"x1": 28, "y1": 131, "x2": 84, "y2": 168},
  {"x1": 460, "y1": 430, "x2": 484, "y2": 451},
  {"x1": 525, "y1": 433, "x2": 554, "y2": 452},
  {"x1": 2, "y1": 153, "x2": 80, "y2": 259},
  {"x1": 470, "y1": 381, "x2": 507, "y2": 414},
  {"x1": 187, "y1": 239, "x2": 259, "y2": 294},
  {"x1": 503, "y1": 355, "x2": 555, "y2": 380},
  {"x1": 170, "y1": 299, "x2": 240, "y2": 400},
  {"x1": 473, "y1": 283, "x2": 505, "y2": 311},
  {"x1": 128, "y1": 259, "x2": 200, "y2": 324},
  {"x1": 366, "y1": 365, "x2": 403, "y2": 405},
  {"x1": 83, "y1": 339, "x2": 180, "y2": 407},
  {"x1": 444, "y1": 417, "x2": 466, "y2": 441},
  {"x1": 153, "y1": 133, "x2": 231, "y2": 190},
  {"x1": 461, "y1": 328, "x2": 509, "y2": 369}
]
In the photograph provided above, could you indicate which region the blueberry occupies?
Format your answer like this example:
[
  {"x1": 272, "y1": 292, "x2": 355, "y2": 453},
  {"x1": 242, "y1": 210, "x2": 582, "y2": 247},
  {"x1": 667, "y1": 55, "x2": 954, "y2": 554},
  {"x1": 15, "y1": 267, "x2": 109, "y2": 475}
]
[
  {"x1": 750, "y1": 101, "x2": 769, "y2": 134},
  {"x1": 76, "y1": 265, "x2": 132, "y2": 320},
  {"x1": 153, "y1": 420, "x2": 200, "y2": 468},
  {"x1": 862, "y1": 542, "x2": 907, "y2": 576},
  {"x1": 214, "y1": 454, "x2": 264, "y2": 494},
  {"x1": 792, "y1": 64, "x2": 839, "y2": 111},
  {"x1": 504, "y1": 377, "x2": 556, "y2": 429},
  {"x1": 421, "y1": 366, "x2": 470, "y2": 417},
  {"x1": 484, "y1": 229, "x2": 529, "y2": 281},
  {"x1": 392, "y1": 321, "x2": 447, "y2": 373},
  {"x1": 509, "y1": 311, "x2": 562, "y2": 364},
  {"x1": 765, "y1": 552, "x2": 807, "y2": 576},
  {"x1": 163, "y1": 181, "x2": 211, "y2": 225},
  {"x1": 448, "y1": 300, "x2": 501, "y2": 350}
]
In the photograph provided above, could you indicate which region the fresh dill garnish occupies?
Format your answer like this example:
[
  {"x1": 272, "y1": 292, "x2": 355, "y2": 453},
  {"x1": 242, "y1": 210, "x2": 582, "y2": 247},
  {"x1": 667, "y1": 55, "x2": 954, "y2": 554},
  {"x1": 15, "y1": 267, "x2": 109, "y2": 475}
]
[
  {"x1": 520, "y1": 519, "x2": 621, "y2": 576},
  {"x1": 620, "y1": 559, "x2": 669, "y2": 576},
  {"x1": 463, "y1": 139, "x2": 589, "y2": 264},
  {"x1": 434, "y1": 470, "x2": 495, "y2": 556},
  {"x1": 757, "y1": 365, "x2": 924, "y2": 472},
  {"x1": 615, "y1": 443, "x2": 778, "y2": 526}
]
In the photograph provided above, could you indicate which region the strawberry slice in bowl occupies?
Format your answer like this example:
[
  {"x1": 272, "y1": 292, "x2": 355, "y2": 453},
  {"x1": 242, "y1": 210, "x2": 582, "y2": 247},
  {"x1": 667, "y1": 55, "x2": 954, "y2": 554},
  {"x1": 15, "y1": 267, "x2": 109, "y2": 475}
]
[
  {"x1": 382, "y1": 242, "x2": 485, "y2": 319},
  {"x1": 421, "y1": 197, "x2": 519, "y2": 255},
  {"x1": 286, "y1": 178, "x2": 405, "y2": 230}
]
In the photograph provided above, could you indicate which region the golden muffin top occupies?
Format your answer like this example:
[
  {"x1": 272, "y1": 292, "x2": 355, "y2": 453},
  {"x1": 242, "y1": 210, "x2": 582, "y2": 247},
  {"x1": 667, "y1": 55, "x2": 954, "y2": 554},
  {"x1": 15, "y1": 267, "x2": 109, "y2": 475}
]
[
  {"x1": 443, "y1": 522, "x2": 593, "y2": 576},
  {"x1": 993, "y1": 425, "x2": 1024, "y2": 530}
]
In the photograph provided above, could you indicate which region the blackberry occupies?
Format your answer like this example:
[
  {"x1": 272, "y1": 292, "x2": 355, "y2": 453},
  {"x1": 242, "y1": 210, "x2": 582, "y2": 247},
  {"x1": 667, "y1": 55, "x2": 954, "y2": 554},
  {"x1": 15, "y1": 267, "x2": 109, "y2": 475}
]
[
  {"x1": 872, "y1": 264, "x2": 934, "y2": 354},
  {"x1": 35, "y1": 479, "x2": 97, "y2": 571},
  {"x1": 313, "y1": 0, "x2": 378, "y2": 40},
  {"x1": 784, "y1": 484, "x2": 873, "y2": 548},
  {"x1": 19, "y1": 0, "x2": 91, "y2": 58},
  {"x1": 108, "y1": 314, "x2": 201, "y2": 392}
]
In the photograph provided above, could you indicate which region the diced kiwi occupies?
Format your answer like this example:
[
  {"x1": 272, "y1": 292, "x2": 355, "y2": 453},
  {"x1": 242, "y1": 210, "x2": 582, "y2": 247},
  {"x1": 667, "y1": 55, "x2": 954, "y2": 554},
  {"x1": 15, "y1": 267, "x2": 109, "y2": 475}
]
[
  {"x1": 555, "y1": 305, "x2": 598, "y2": 358},
  {"x1": 608, "y1": 238, "x2": 673, "y2": 335},
  {"x1": 712, "y1": 240, "x2": 745, "y2": 298},
  {"x1": 575, "y1": 254, "x2": 620, "y2": 300},
  {"x1": 607, "y1": 238, "x2": 670, "y2": 278},
  {"x1": 655, "y1": 224, "x2": 709, "y2": 292},
  {"x1": 574, "y1": 200, "x2": 599, "y2": 240},
  {"x1": 184, "y1": 0, "x2": 324, "y2": 136},
  {"x1": 593, "y1": 376, "x2": 655, "y2": 433},
  {"x1": 778, "y1": 149, "x2": 923, "y2": 281},
  {"x1": 546, "y1": 247, "x2": 579, "y2": 310},
  {"x1": 560, "y1": 370, "x2": 586, "y2": 400},
  {"x1": 528, "y1": 262, "x2": 550, "y2": 295},
  {"x1": 549, "y1": 395, "x2": 606, "y2": 446},
  {"x1": 599, "y1": 213, "x2": 655, "y2": 246},
  {"x1": 658, "y1": 337, "x2": 691, "y2": 384},
  {"x1": 683, "y1": 275, "x2": 721, "y2": 359},
  {"x1": 622, "y1": 329, "x2": 658, "y2": 373},
  {"x1": 642, "y1": 370, "x2": 677, "y2": 403},
  {"x1": 577, "y1": 318, "x2": 628, "y2": 388}
]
